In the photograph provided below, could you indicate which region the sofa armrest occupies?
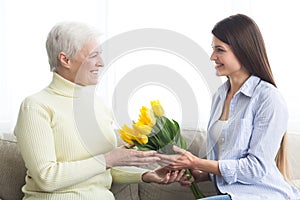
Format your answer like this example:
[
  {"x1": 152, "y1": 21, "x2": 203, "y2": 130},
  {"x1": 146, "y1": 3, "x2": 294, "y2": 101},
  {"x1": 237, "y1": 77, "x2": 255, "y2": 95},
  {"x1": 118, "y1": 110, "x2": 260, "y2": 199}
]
[
  {"x1": 0, "y1": 139, "x2": 26, "y2": 200},
  {"x1": 287, "y1": 133, "x2": 300, "y2": 186}
]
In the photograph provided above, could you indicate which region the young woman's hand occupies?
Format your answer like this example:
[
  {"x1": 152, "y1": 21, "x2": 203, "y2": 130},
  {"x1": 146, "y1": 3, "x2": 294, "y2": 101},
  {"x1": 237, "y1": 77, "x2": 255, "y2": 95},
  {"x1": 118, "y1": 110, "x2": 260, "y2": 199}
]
[
  {"x1": 156, "y1": 145, "x2": 221, "y2": 176},
  {"x1": 156, "y1": 145, "x2": 198, "y2": 170},
  {"x1": 104, "y1": 146, "x2": 160, "y2": 168}
]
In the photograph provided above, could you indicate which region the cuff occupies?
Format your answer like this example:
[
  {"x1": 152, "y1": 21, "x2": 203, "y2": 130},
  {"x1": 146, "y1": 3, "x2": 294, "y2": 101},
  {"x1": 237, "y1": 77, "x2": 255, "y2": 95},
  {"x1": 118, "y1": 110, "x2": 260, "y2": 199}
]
[
  {"x1": 219, "y1": 159, "x2": 238, "y2": 184},
  {"x1": 111, "y1": 166, "x2": 149, "y2": 183}
]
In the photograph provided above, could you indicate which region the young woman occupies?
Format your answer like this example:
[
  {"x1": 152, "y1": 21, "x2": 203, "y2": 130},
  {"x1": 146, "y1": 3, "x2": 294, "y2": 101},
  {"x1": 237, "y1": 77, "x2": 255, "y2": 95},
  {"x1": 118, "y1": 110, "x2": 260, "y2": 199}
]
[{"x1": 157, "y1": 14, "x2": 300, "y2": 200}]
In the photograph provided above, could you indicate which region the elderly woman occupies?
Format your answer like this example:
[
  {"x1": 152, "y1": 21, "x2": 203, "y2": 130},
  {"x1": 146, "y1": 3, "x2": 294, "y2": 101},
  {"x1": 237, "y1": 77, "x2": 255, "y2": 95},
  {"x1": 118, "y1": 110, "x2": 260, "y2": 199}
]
[{"x1": 14, "y1": 22, "x2": 179, "y2": 200}]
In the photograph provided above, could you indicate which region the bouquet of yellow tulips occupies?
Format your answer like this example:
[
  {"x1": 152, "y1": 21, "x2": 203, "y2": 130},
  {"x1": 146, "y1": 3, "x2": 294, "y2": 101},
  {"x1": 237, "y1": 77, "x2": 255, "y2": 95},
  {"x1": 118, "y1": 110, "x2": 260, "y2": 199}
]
[{"x1": 118, "y1": 100, "x2": 205, "y2": 199}]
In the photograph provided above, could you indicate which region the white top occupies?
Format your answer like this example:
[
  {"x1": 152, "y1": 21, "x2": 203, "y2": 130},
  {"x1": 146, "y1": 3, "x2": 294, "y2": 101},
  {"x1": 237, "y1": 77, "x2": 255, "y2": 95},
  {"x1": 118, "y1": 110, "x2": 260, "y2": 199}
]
[{"x1": 210, "y1": 120, "x2": 227, "y2": 160}]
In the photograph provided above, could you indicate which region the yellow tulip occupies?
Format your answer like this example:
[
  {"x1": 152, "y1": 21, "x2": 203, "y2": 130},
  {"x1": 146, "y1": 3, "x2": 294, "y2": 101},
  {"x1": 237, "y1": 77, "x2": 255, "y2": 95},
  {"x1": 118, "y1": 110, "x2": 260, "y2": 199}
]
[
  {"x1": 119, "y1": 131, "x2": 134, "y2": 145},
  {"x1": 121, "y1": 125, "x2": 135, "y2": 134},
  {"x1": 133, "y1": 123, "x2": 152, "y2": 135},
  {"x1": 138, "y1": 106, "x2": 156, "y2": 126},
  {"x1": 151, "y1": 100, "x2": 165, "y2": 117},
  {"x1": 118, "y1": 125, "x2": 149, "y2": 145},
  {"x1": 118, "y1": 125, "x2": 136, "y2": 145},
  {"x1": 134, "y1": 134, "x2": 148, "y2": 145}
]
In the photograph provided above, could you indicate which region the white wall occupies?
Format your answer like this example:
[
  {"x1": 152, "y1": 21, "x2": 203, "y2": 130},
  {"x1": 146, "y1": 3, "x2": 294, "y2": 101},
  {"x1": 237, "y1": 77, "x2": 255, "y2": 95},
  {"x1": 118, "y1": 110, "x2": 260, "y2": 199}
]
[
  {"x1": 0, "y1": 0, "x2": 107, "y2": 133},
  {"x1": 104, "y1": 0, "x2": 300, "y2": 131},
  {"x1": 1, "y1": 0, "x2": 299, "y2": 133}
]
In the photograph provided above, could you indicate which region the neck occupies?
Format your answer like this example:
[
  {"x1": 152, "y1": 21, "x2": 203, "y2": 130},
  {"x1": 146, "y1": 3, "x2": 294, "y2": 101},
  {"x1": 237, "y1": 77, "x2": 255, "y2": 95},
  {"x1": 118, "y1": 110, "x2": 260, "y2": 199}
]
[
  {"x1": 54, "y1": 68, "x2": 76, "y2": 84},
  {"x1": 228, "y1": 73, "x2": 250, "y2": 95}
]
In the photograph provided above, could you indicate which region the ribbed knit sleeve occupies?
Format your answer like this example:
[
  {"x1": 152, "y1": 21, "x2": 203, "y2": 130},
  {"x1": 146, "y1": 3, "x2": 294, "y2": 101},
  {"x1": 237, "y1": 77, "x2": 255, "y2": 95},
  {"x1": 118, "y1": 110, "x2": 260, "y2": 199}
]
[
  {"x1": 111, "y1": 166, "x2": 149, "y2": 183},
  {"x1": 14, "y1": 99, "x2": 108, "y2": 192}
]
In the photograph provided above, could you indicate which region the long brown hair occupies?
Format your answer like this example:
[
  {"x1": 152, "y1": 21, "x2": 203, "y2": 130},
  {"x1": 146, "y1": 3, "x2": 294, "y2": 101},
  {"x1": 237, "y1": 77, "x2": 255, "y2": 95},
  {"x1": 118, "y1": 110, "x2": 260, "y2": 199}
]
[{"x1": 212, "y1": 13, "x2": 289, "y2": 180}]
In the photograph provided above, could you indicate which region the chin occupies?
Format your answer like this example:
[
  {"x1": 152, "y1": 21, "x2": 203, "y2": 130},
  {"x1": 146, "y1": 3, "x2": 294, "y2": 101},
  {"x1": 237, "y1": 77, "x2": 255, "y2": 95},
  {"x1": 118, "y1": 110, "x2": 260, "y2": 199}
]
[
  {"x1": 86, "y1": 76, "x2": 98, "y2": 85},
  {"x1": 216, "y1": 71, "x2": 227, "y2": 77},
  {"x1": 215, "y1": 72, "x2": 223, "y2": 77},
  {"x1": 90, "y1": 80, "x2": 98, "y2": 85}
]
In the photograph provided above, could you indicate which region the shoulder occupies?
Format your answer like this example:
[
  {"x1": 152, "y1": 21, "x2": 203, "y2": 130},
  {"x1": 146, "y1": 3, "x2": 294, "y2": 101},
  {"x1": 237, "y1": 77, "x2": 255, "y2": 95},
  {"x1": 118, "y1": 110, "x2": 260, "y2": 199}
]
[
  {"x1": 255, "y1": 80, "x2": 286, "y2": 105},
  {"x1": 253, "y1": 80, "x2": 288, "y2": 116},
  {"x1": 19, "y1": 88, "x2": 49, "y2": 110}
]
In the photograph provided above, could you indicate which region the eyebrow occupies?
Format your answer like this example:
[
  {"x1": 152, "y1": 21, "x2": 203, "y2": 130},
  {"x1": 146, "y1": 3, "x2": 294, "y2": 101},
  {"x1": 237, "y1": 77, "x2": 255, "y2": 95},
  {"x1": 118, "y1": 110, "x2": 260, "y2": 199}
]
[
  {"x1": 212, "y1": 45, "x2": 225, "y2": 49},
  {"x1": 89, "y1": 49, "x2": 102, "y2": 55}
]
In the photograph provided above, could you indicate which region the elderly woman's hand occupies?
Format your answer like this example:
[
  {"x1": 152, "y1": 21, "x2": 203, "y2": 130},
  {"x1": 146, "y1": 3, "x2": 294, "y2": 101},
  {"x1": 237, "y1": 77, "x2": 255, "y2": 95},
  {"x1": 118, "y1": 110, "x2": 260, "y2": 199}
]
[
  {"x1": 142, "y1": 167, "x2": 187, "y2": 184},
  {"x1": 104, "y1": 146, "x2": 160, "y2": 168}
]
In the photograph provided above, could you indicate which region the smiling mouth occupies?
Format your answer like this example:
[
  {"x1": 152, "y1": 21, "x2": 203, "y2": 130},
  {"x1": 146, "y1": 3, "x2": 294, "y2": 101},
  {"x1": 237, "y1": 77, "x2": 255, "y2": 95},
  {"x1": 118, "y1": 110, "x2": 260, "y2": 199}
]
[
  {"x1": 215, "y1": 64, "x2": 224, "y2": 69},
  {"x1": 90, "y1": 70, "x2": 99, "y2": 75}
]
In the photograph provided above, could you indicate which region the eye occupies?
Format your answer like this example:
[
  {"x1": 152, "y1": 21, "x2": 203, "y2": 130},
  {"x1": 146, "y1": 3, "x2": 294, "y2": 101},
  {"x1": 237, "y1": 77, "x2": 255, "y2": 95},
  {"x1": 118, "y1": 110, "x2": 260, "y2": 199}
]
[
  {"x1": 216, "y1": 48, "x2": 225, "y2": 52},
  {"x1": 89, "y1": 52, "x2": 99, "y2": 58},
  {"x1": 212, "y1": 46, "x2": 225, "y2": 53}
]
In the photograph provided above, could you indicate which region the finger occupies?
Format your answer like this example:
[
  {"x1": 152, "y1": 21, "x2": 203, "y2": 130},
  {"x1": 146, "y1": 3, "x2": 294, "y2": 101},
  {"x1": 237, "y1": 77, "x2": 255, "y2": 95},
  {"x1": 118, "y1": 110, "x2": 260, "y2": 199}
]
[
  {"x1": 160, "y1": 171, "x2": 171, "y2": 184},
  {"x1": 156, "y1": 154, "x2": 179, "y2": 162},
  {"x1": 175, "y1": 169, "x2": 186, "y2": 182},
  {"x1": 134, "y1": 157, "x2": 161, "y2": 163},
  {"x1": 179, "y1": 180, "x2": 192, "y2": 186},
  {"x1": 172, "y1": 145, "x2": 186, "y2": 154},
  {"x1": 168, "y1": 170, "x2": 179, "y2": 183},
  {"x1": 126, "y1": 157, "x2": 161, "y2": 166},
  {"x1": 155, "y1": 154, "x2": 170, "y2": 160},
  {"x1": 136, "y1": 150, "x2": 158, "y2": 157},
  {"x1": 127, "y1": 161, "x2": 158, "y2": 166},
  {"x1": 157, "y1": 160, "x2": 179, "y2": 169},
  {"x1": 167, "y1": 165, "x2": 181, "y2": 170},
  {"x1": 157, "y1": 160, "x2": 174, "y2": 168}
]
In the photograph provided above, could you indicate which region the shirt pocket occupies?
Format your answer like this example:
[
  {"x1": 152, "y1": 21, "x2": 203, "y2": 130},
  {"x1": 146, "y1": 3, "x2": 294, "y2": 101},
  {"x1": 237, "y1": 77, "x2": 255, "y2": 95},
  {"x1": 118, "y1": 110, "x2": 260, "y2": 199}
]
[{"x1": 237, "y1": 118, "x2": 253, "y2": 155}]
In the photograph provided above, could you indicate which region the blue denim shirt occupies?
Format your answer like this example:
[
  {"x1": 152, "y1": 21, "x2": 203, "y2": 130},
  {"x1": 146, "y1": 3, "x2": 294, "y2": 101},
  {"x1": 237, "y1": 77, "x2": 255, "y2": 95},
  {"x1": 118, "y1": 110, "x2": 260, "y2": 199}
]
[{"x1": 207, "y1": 75, "x2": 300, "y2": 200}]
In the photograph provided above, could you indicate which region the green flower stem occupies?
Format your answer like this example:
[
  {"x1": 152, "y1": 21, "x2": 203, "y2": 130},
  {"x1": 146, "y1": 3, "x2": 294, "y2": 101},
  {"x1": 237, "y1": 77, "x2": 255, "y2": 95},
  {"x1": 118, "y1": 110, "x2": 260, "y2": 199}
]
[
  {"x1": 185, "y1": 169, "x2": 206, "y2": 199},
  {"x1": 153, "y1": 134, "x2": 163, "y2": 148}
]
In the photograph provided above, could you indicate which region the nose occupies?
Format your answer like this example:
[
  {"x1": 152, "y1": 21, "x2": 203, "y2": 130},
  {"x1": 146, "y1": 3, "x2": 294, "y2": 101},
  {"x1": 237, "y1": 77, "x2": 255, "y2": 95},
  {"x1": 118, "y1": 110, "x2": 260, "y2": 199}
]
[
  {"x1": 96, "y1": 56, "x2": 104, "y2": 67},
  {"x1": 210, "y1": 51, "x2": 217, "y2": 61}
]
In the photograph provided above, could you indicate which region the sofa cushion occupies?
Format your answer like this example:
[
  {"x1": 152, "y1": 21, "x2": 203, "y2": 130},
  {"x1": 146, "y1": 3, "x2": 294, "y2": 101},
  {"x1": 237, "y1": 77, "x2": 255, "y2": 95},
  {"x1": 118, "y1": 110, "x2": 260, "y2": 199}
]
[
  {"x1": 139, "y1": 181, "x2": 217, "y2": 200},
  {"x1": 110, "y1": 182, "x2": 140, "y2": 200},
  {"x1": 0, "y1": 139, "x2": 26, "y2": 200},
  {"x1": 287, "y1": 133, "x2": 300, "y2": 184}
]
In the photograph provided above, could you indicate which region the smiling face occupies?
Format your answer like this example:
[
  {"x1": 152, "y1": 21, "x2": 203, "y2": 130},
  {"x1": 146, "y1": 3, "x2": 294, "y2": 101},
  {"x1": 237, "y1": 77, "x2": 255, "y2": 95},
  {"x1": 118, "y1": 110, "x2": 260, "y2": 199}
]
[
  {"x1": 57, "y1": 39, "x2": 104, "y2": 86},
  {"x1": 210, "y1": 36, "x2": 248, "y2": 79},
  {"x1": 70, "y1": 40, "x2": 103, "y2": 86}
]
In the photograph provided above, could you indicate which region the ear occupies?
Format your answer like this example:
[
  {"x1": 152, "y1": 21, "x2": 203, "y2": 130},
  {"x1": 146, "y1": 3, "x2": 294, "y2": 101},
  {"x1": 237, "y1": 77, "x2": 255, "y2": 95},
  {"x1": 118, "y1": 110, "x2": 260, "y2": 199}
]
[{"x1": 58, "y1": 52, "x2": 71, "y2": 69}]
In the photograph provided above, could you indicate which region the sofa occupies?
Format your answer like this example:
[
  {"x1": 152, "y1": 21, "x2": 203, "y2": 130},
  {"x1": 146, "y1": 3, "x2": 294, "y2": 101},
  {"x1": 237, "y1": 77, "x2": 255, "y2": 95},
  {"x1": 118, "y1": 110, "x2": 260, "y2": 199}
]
[{"x1": 0, "y1": 130, "x2": 299, "y2": 200}]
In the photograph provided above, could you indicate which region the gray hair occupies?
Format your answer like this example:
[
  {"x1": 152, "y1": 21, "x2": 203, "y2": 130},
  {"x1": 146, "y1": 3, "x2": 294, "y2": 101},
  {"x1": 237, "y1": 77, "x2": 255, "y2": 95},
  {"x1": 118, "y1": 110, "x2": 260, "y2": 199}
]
[{"x1": 46, "y1": 21, "x2": 101, "y2": 71}]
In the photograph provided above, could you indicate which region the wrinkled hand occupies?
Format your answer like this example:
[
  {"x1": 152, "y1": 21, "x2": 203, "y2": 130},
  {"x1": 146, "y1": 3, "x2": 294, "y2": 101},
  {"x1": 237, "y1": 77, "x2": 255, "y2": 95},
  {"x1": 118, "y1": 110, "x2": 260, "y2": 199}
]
[
  {"x1": 104, "y1": 146, "x2": 160, "y2": 168},
  {"x1": 156, "y1": 145, "x2": 198, "y2": 170},
  {"x1": 142, "y1": 167, "x2": 187, "y2": 184}
]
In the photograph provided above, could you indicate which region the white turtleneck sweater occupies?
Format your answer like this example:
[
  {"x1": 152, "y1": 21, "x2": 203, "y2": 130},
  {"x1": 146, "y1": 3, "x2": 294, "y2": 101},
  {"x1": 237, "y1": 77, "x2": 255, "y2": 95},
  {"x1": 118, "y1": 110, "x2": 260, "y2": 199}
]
[{"x1": 14, "y1": 72, "x2": 147, "y2": 200}]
